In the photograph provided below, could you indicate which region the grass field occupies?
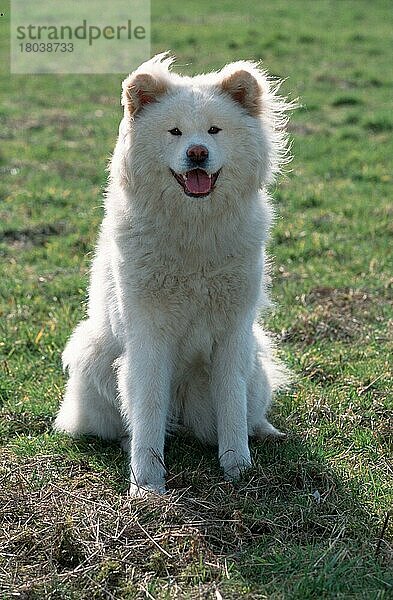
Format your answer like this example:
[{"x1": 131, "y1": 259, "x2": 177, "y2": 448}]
[{"x1": 0, "y1": 0, "x2": 392, "y2": 598}]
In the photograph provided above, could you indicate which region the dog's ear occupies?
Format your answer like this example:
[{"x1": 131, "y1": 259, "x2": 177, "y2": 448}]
[
  {"x1": 220, "y1": 69, "x2": 262, "y2": 117},
  {"x1": 122, "y1": 72, "x2": 168, "y2": 117}
]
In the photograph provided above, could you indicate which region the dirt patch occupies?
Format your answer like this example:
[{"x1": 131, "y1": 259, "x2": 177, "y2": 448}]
[
  {"x1": 0, "y1": 222, "x2": 68, "y2": 249},
  {"x1": 287, "y1": 122, "x2": 323, "y2": 136},
  {"x1": 11, "y1": 110, "x2": 72, "y2": 132},
  {"x1": 281, "y1": 287, "x2": 387, "y2": 344},
  {"x1": 0, "y1": 412, "x2": 51, "y2": 439},
  {"x1": 315, "y1": 74, "x2": 358, "y2": 89}
]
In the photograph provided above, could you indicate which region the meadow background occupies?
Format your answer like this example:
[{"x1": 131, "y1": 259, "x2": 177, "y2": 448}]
[{"x1": 0, "y1": 0, "x2": 392, "y2": 598}]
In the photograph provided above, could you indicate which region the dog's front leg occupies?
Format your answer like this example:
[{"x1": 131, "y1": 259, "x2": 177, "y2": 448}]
[
  {"x1": 212, "y1": 320, "x2": 253, "y2": 481},
  {"x1": 119, "y1": 328, "x2": 173, "y2": 496}
]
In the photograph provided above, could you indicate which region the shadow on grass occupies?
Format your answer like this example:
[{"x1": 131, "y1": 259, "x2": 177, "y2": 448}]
[
  {"x1": 68, "y1": 427, "x2": 392, "y2": 595},
  {"x1": 164, "y1": 431, "x2": 391, "y2": 597}
]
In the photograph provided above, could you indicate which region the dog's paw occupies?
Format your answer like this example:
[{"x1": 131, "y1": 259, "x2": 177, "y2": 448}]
[
  {"x1": 128, "y1": 481, "x2": 167, "y2": 497},
  {"x1": 220, "y1": 449, "x2": 252, "y2": 481},
  {"x1": 252, "y1": 420, "x2": 286, "y2": 440}
]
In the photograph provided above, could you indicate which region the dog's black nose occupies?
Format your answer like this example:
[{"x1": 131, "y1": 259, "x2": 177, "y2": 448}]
[{"x1": 187, "y1": 144, "x2": 209, "y2": 164}]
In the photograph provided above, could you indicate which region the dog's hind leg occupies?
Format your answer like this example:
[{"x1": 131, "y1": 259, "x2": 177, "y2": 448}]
[
  {"x1": 54, "y1": 320, "x2": 124, "y2": 441},
  {"x1": 247, "y1": 325, "x2": 289, "y2": 439}
]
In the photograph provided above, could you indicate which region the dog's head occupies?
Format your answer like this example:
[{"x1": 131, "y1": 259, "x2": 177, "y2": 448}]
[{"x1": 116, "y1": 53, "x2": 291, "y2": 202}]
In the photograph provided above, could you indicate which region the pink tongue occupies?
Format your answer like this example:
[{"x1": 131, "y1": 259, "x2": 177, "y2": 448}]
[{"x1": 185, "y1": 169, "x2": 211, "y2": 194}]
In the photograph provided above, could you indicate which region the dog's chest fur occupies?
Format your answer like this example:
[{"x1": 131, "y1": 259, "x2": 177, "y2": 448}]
[{"x1": 113, "y1": 217, "x2": 263, "y2": 329}]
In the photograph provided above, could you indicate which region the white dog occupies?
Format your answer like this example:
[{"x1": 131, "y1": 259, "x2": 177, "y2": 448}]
[{"x1": 54, "y1": 53, "x2": 291, "y2": 495}]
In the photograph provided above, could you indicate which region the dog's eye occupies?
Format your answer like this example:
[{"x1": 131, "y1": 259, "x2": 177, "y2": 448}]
[
  {"x1": 168, "y1": 127, "x2": 182, "y2": 136},
  {"x1": 208, "y1": 126, "x2": 221, "y2": 134}
]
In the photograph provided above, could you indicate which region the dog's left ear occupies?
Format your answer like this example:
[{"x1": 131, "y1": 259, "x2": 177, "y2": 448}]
[
  {"x1": 220, "y1": 68, "x2": 263, "y2": 117},
  {"x1": 122, "y1": 72, "x2": 168, "y2": 117}
]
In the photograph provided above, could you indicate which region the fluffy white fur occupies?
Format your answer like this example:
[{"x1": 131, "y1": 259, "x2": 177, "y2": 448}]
[{"x1": 54, "y1": 53, "x2": 292, "y2": 495}]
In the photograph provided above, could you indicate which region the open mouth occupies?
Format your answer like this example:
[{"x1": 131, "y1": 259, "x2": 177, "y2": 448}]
[{"x1": 170, "y1": 168, "x2": 220, "y2": 198}]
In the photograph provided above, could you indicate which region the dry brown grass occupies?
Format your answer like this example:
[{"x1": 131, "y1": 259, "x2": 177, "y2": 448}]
[
  {"x1": 1, "y1": 436, "x2": 391, "y2": 599},
  {"x1": 0, "y1": 449, "x2": 269, "y2": 598}
]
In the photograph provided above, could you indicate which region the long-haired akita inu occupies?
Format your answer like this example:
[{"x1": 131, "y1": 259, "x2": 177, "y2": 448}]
[{"x1": 55, "y1": 53, "x2": 292, "y2": 496}]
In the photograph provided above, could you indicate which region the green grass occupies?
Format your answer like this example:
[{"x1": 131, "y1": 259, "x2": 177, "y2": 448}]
[{"x1": 1, "y1": 0, "x2": 392, "y2": 597}]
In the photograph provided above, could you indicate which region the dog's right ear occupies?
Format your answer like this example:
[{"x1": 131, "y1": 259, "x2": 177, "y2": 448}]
[{"x1": 122, "y1": 73, "x2": 168, "y2": 117}]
